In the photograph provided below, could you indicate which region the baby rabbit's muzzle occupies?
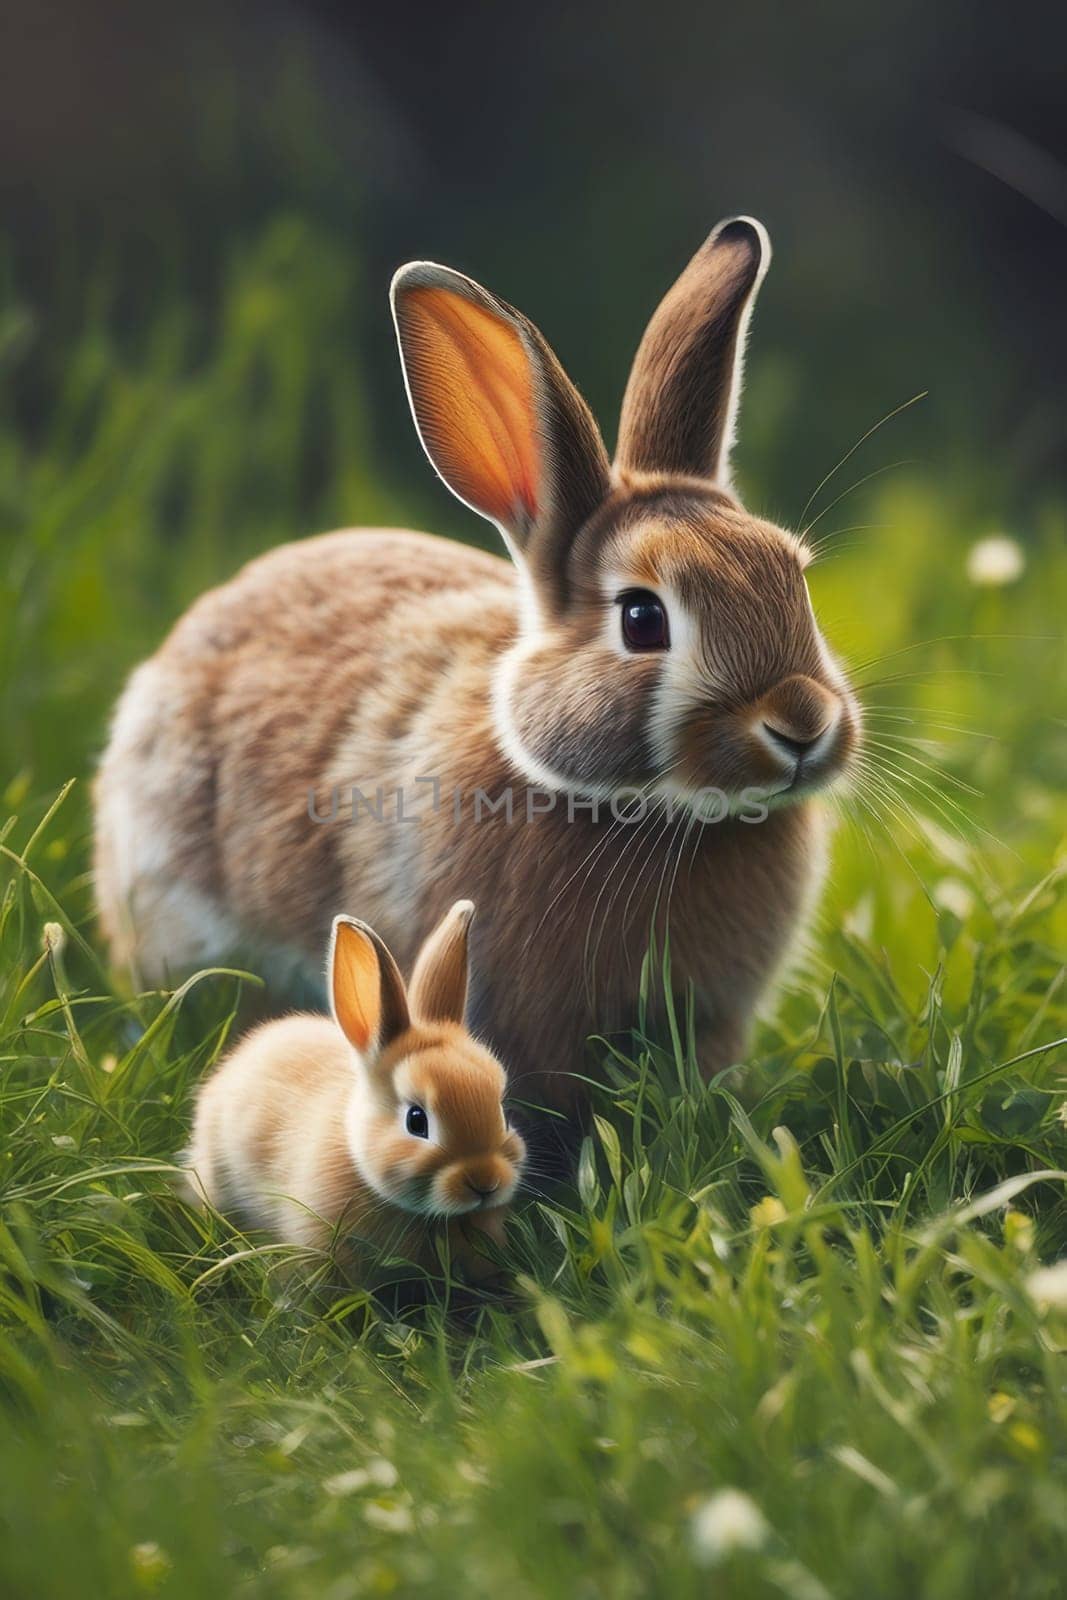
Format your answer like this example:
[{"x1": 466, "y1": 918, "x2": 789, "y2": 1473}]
[{"x1": 437, "y1": 1154, "x2": 520, "y2": 1213}]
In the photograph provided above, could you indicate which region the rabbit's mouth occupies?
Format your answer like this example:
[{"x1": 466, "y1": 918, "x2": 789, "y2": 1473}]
[
  {"x1": 432, "y1": 1161, "x2": 519, "y2": 1217},
  {"x1": 756, "y1": 725, "x2": 857, "y2": 806},
  {"x1": 663, "y1": 673, "x2": 861, "y2": 813},
  {"x1": 371, "y1": 1168, "x2": 517, "y2": 1219}
]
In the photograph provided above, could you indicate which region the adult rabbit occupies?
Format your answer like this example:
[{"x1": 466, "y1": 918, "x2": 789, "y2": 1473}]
[{"x1": 94, "y1": 218, "x2": 861, "y2": 1117}]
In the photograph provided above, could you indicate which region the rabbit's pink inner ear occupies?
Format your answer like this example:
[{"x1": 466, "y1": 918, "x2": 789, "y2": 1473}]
[
  {"x1": 330, "y1": 922, "x2": 382, "y2": 1053},
  {"x1": 394, "y1": 284, "x2": 541, "y2": 534}
]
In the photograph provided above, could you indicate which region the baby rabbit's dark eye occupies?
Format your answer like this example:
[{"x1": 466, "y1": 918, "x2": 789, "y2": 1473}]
[
  {"x1": 405, "y1": 1104, "x2": 429, "y2": 1139},
  {"x1": 619, "y1": 589, "x2": 669, "y2": 652}
]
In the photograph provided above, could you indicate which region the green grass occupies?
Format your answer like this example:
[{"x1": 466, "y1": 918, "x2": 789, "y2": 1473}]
[{"x1": 2, "y1": 222, "x2": 1066, "y2": 1598}]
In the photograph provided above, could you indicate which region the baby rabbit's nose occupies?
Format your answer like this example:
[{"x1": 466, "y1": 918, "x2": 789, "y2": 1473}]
[{"x1": 466, "y1": 1177, "x2": 500, "y2": 1200}]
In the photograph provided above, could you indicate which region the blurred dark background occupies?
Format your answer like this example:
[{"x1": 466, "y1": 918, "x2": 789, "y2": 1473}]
[{"x1": 3, "y1": 0, "x2": 1065, "y2": 529}]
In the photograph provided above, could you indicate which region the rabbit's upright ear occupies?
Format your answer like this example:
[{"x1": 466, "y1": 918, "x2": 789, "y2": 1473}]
[
  {"x1": 391, "y1": 264, "x2": 611, "y2": 594},
  {"x1": 615, "y1": 217, "x2": 770, "y2": 490},
  {"x1": 407, "y1": 899, "x2": 474, "y2": 1026},
  {"x1": 329, "y1": 916, "x2": 410, "y2": 1057}
]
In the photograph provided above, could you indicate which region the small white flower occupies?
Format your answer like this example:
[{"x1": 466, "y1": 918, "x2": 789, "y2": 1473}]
[
  {"x1": 933, "y1": 878, "x2": 974, "y2": 920},
  {"x1": 129, "y1": 1542, "x2": 171, "y2": 1585},
  {"x1": 323, "y1": 1458, "x2": 397, "y2": 1497},
  {"x1": 324, "y1": 1469, "x2": 371, "y2": 1497},
  {"x1": 843, "y1": 893, "x2": 874, "y2": 941},
  {"x1": 966, "y1": 536, "x2": 1025, "y2": 587},
  {"x1": 691, "y1": 1488, "x2": 768, "y2": 1564},
  {"x1": 364, "y1": 1499, "x2": 415, "y2": 1534},
  {"x1": 1027, "y1": 1259, "x2": 1067, "y2": 1312}
]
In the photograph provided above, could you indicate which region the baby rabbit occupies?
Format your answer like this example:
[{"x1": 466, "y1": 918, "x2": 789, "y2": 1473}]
[
  {"x1": 96, "y1": 216, "x2": 862, "y2": 1120},
  {"x1": 186, "y1": 900, "x2": 526, "y2": 1279}
]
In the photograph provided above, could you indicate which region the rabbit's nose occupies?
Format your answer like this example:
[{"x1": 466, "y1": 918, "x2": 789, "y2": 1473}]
[
  {"x1": 761, "y1": 723, "x2": 825, "y2": 763},
  {"x1": 755, "y1": 675, "x2": 840, "y2": 768},
  {"x1": 466, "y1": 1178, "x2": 500, "y2": 1201}
]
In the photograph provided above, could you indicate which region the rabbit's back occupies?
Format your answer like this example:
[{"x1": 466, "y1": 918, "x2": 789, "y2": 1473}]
[
  {"x1": 94, "y1": 529, "x2": 515, "y2": 979},
  {"x1": 187, "y1": 1014, "x2": 355, "y2": 1241}
]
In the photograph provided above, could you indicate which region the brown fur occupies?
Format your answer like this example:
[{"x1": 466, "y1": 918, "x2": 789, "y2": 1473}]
[
  {"x1": 616, "y1": 218, "x2": 766, "y2": 483},
  {"x1": 96, "y1": 217, "x2": 862, "y2": 1128}
]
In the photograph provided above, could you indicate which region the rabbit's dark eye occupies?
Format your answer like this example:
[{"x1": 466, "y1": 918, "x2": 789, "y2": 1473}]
[
  {"x1": 405, "y1": 1104, "x2": 429, "y2": 1139},
  {"x1": 619, "y1": 589, "x2": 669, "y2": 652}
]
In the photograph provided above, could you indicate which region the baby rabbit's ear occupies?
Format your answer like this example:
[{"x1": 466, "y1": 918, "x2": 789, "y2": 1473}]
[
  {"x1": 329, "y1": 916, "x2": 410, "y2": 1057},
  {"x1": 407, "y1": 899, "x2": 474, "y2": 1027},
  {"x1": 615, "y1": 217, "x2": 770, "y2": 491},
  {"x1": 391, "y1": 263, "x2": 610, "y2": 596}
]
